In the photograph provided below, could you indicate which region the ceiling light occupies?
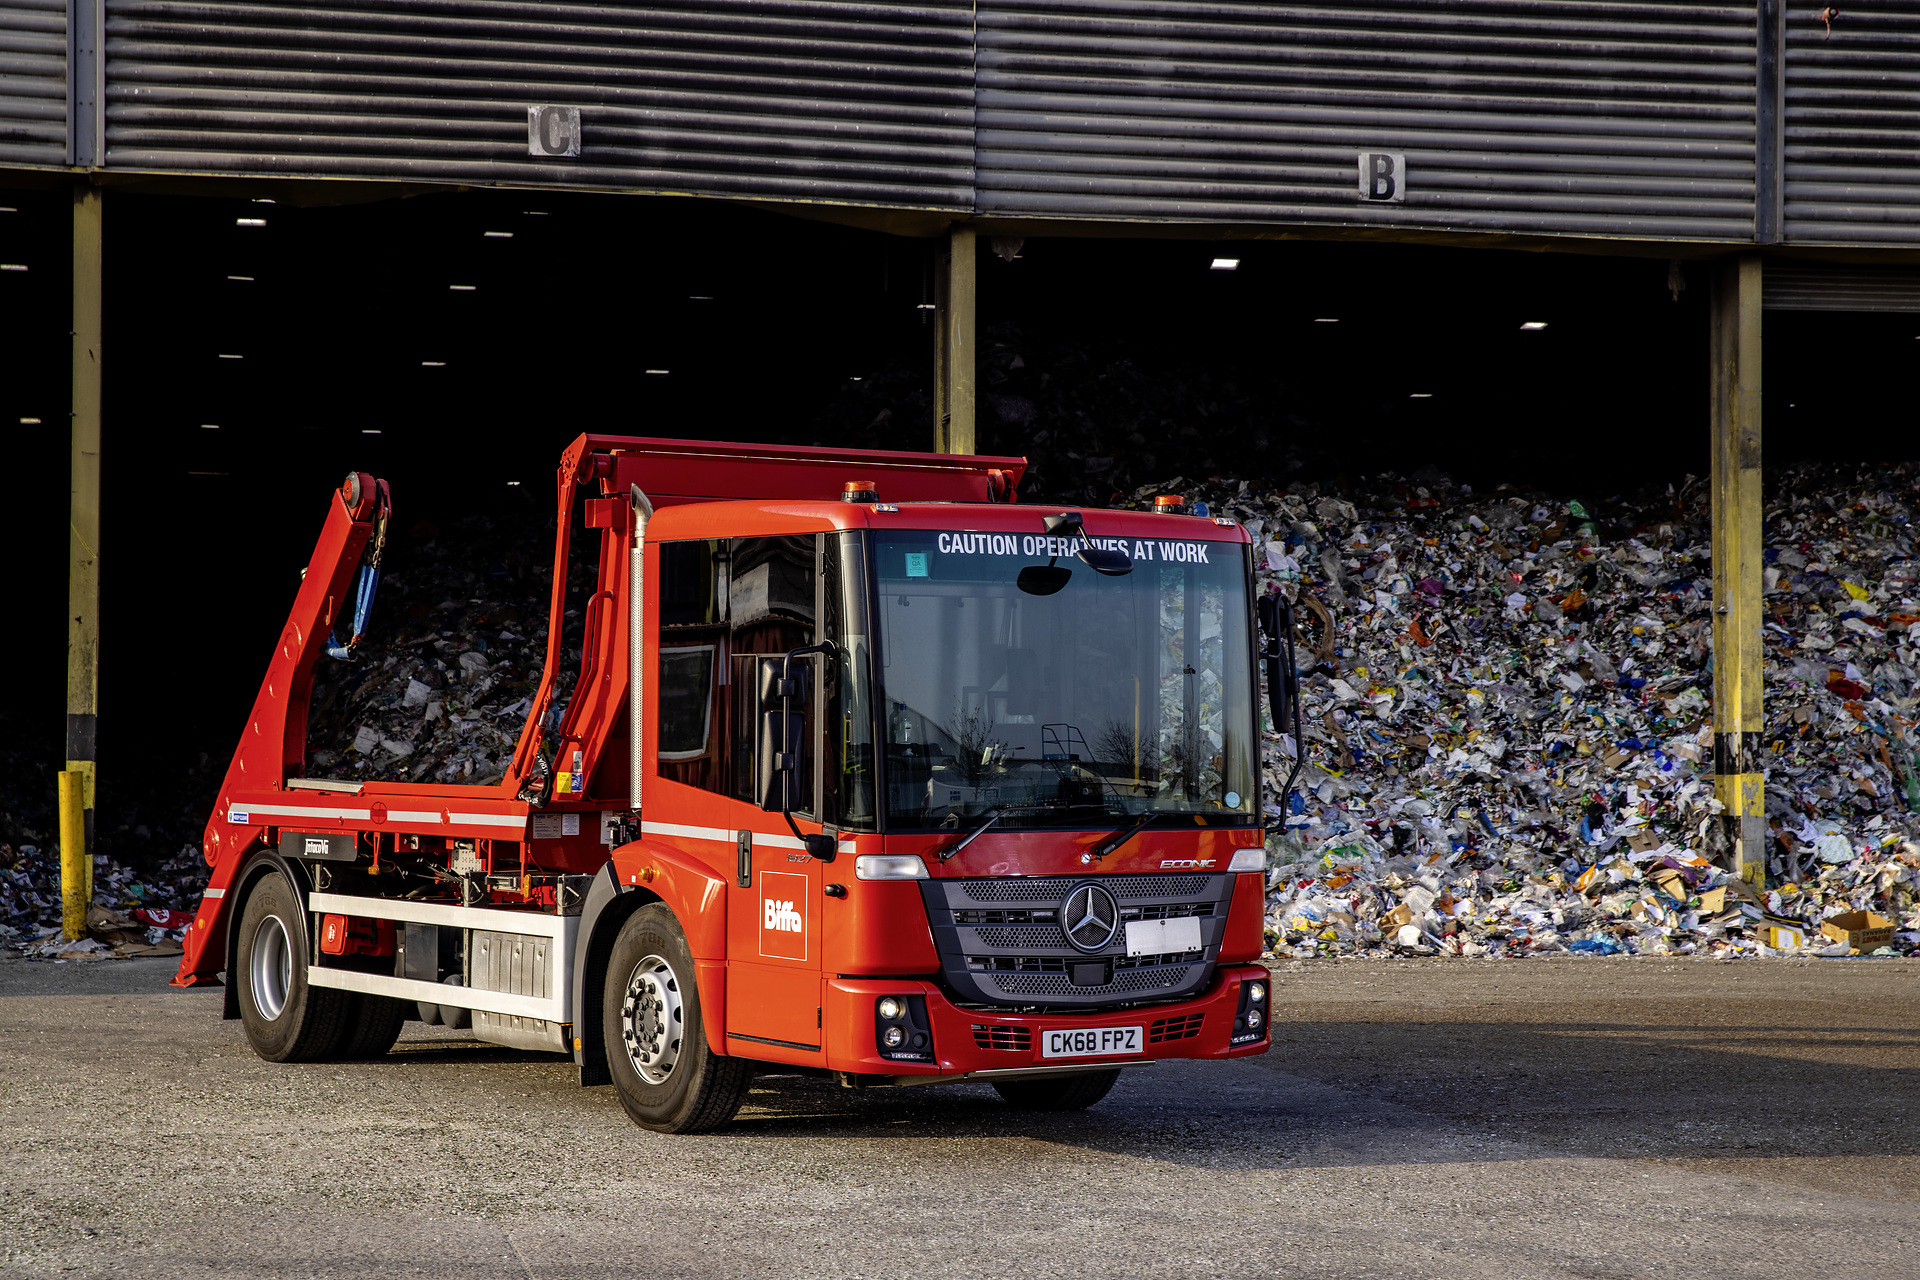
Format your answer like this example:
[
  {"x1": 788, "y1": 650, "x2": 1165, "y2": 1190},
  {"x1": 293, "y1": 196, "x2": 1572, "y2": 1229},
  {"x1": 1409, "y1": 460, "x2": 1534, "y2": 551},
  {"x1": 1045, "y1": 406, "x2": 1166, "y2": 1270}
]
[
  {"x1": 21, "y1": 417, "x2": 41, "y2": 424},
  {"x1": 1314, "y1": 318, "x2": 1338, "y2": 323},
  {"x1": 484, "y1": 231, "x2": 512, "y2": 238},
  {"x1": 362, "y1": 429, "x2": 382, "y2": 434},
  {"x1": 201, "y1": 423, "x2": 219, "y2": 429},
  {"x1": 227, "y1": 275, "x2": 253, "y2": 281},
  {"x1": 449, "y1": 284, "x2": 476, "y2": 291},
  {"x1": 0, "y1": 264, "x2": 24, "y2": 271},
  {"x1": 1409, "y1": 393, "x2": 1433, "y2": 398},
  {"x1": 0, "y1": 206, "x2": 15, "y2": 213},
  {"x1": 523, "y1": 210, "x2": 548, "y2": 216},
  {"x1": 690, "y1": 295, "x2": 714, "y2": 301},
  {"x1": 236, "y1": 218, "x2": 265, "y2": 226},
  {"x1": 1211, "y1": 258, "x2": 1240, "y2": 271},
  {"x1": 1519, "y1": 321, "x2": 1548, "y2": 330},
  {"x1": 645, "y1": 369, "x2": 669, "y2": 375},
  {"x1": 507, "y1": 480, "x2": 522, "y2": 486},
  {"x1": 218, "y1": 353, "x2": 243, "y2": 359},
  {"x1": 421, "y1": 361, "x2": 446, "y2": 367},
  {"x1": 915, "y1": 303, "x2": 936, "y2": 311},
  {"x1": 251, "y1": 198, "x2": 275, "y2": 204}
]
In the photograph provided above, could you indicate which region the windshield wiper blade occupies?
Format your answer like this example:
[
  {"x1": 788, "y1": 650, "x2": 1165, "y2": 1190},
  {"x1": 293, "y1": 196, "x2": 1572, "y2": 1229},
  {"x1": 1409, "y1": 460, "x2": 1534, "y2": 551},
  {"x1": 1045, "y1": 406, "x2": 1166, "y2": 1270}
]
[
  {"x1": 1081, "y1": 812, "x2": 1158, "y2": 865},
  {"x1": 939, "y1": 808, "x2": 1008, "y2": 861}
]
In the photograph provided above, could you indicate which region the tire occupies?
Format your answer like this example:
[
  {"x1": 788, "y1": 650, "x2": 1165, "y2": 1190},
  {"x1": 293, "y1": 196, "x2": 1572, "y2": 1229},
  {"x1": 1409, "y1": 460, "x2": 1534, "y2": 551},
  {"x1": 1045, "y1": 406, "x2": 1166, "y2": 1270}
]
[
  {"x1": 334, "y1": 993, "x2": 408, "y2": 1059},
  {"x1": 603, "y1": 903, "x2": 750, "y2": 1134},
  {"x1": 992, "y1": 1069, "x2": 1122, "y2": 1112},
  {"x1": 235, "y1": 870, "x2": 348, "y2": 1063}
]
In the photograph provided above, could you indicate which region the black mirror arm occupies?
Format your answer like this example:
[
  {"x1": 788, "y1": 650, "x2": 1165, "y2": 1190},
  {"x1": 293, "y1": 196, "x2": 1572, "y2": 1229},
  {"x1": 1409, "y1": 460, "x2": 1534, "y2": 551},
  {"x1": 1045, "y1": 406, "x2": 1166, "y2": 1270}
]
[{"x1": 783, "y1": 810, "x2": 837, "y2": 862}]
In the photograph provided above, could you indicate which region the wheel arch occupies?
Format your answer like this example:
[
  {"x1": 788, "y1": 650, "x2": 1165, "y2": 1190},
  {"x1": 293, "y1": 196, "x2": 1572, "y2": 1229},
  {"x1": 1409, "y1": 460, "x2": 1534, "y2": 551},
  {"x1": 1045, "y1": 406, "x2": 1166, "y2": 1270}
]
[
  {"x1": 572, "y1": 862, "x2": 659, "y2": 1087},
  {"x1": 221, "y1": 846, "x2": 315, "y2": 1022}
]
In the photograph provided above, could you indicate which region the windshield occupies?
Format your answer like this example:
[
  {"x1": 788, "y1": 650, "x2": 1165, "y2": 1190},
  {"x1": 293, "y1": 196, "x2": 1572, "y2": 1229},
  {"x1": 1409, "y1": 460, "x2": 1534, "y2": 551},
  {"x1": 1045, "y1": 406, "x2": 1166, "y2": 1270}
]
[{"x1": 872, "y1": 529, "x2": 1256, "y2": 830}]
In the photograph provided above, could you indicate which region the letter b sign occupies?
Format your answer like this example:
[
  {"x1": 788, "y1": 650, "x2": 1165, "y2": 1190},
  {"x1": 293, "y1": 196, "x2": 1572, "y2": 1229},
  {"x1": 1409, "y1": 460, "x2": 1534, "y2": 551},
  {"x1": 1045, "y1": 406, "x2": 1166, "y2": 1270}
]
[{"x1": 1358, "y1": 152, "x2": 1405, "y2": 203}]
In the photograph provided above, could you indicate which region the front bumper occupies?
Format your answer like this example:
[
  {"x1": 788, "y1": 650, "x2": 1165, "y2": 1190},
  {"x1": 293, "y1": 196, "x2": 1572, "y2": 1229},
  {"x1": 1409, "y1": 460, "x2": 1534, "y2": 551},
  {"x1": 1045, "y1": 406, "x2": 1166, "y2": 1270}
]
[{"x1": 822, "y1": 964, "x2": 1271, "y2": 1082}]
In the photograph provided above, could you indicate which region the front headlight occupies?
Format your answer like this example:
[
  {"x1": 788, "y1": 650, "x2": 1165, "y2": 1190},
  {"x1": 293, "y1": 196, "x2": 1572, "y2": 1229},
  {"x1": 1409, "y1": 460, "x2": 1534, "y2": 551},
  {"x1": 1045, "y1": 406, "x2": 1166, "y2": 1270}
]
[
  {"x1": 855, "y1": 854, "x2": 929, "y2": 881},
  {"x1": 1227, "y1": 848, "x2": 1265, "y2": 874},
  {"x1": 876, "y1": 996, "x2": 905, "y2": 1021},
  {"x1": 882, "y1": 1025, "x2": 907, "y2": 1048},
  {"x1": 1248, "y1": 981, "x2": 1266, "y2": 1004},
  {"x1": 1245, "y1": 1008, "x2": 1263, "y2": 1029}
]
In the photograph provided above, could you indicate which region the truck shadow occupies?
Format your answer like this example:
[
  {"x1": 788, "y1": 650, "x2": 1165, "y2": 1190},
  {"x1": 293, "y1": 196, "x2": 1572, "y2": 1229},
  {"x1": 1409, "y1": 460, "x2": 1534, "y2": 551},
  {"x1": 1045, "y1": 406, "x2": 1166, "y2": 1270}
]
[{"x1": 713, "y1": 1017, "x2": 1920, "y2": 1196}]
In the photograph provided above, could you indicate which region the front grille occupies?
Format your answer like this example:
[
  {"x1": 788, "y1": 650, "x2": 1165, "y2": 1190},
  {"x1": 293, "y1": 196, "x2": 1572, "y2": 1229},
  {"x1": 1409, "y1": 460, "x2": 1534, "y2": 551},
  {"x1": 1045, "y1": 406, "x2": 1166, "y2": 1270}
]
[
  {"x1": 960, "y1": 875, "x2": 1211, "y2": 902},
  {"x1": 1149, "y1": 1013, "x2": 1205, "y2": 1043},
  {"x1": 972, "y1": 1025, "x2": 1033, "y2": 1051},
  {"x1": 992, "y1": 966, "x2": 1192, "y2": 997},
  {"x1": 975, "y1": 925, "x2": 1067, "y2": 949},
  {"x1": 923, "y1": 872, "x2": 1234, "y2": 1009}
]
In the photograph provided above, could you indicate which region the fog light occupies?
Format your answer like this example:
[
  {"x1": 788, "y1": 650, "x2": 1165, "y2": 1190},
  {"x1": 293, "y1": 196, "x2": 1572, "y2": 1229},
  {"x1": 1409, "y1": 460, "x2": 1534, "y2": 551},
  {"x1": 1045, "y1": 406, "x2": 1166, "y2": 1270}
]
[
  {"x1": 1245, "y1": 1008, "x2": 1263, "y2": 1029},
  {"x1": 882, "y1": 1025, "x2": 907, "y2": 1048},
  {"x1": 877, "y1": 997, "x2": 905, "y2": 1020},
  {"x1": 1248, "y1": 981, "x2": 1266, "y2": 1004}
]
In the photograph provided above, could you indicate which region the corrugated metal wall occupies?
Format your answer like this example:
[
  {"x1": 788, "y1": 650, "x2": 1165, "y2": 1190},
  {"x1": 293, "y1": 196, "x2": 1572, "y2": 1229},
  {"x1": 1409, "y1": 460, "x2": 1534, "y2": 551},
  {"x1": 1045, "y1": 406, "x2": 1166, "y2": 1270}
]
[
  {"x1": 101, "y1": 0, "x2": 975, "y2": 209},
  {"x1": 1782, "y1": 4, "x2": 1920, "y2": 245},
  {"x1": 1765, "y1": 261, "x2": 1920, "y2": 311},
  {"x1": 975, "y1": 0, "x2": 1760, "y2": 240},
  {"x1": 0, "y1": 0, "x2": 67, "y2": 166}
]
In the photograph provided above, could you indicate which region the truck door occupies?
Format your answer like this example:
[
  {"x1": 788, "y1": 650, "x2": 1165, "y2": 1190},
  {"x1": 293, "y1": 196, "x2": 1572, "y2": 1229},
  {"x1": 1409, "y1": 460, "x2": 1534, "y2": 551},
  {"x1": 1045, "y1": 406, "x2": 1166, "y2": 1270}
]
[{"x1": 722, "y1": 535, "x2": 827, "y2": 1057}]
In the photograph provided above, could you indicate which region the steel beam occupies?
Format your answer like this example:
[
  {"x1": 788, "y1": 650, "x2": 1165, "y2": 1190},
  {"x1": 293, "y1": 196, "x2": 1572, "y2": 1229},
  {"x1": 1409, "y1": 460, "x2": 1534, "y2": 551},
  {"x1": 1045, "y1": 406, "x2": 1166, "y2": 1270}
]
[
  {"x1": 1709, "y1": 254, "x2": 1765, "y2": 886},
  {"x1": 933, "y1": 227, "x2": 976, "y2": 454},
  {"x1": 68, "y1": 184, "x2": 102, "y2": 865}
]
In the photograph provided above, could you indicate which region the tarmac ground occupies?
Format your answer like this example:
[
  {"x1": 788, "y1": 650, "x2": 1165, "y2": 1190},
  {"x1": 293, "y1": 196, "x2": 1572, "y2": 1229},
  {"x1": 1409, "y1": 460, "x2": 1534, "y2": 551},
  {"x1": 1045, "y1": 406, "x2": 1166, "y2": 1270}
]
[{"x1": 2, "y1": 954, "x2": 1915, "y2": 1279}]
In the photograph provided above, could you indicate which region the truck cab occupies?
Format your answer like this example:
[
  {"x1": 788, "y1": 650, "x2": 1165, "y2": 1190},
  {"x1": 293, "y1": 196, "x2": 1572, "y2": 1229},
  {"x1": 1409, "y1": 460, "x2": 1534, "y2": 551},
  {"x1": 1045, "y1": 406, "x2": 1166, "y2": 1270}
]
[{"x1": 176, "y1": 435, "x2": 1274, "y2": 1132}]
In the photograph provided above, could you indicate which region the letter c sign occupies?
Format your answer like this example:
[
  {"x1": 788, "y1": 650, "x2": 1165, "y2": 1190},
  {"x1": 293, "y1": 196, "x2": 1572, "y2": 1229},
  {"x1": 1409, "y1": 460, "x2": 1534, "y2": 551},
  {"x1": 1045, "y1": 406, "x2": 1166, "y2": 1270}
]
[
  {"x1": 1358, "y1": 152, "x2": 1405, "y2": 203},
  {"x1": 528, "y1": 105, "x2": 582, "y2": 158}
]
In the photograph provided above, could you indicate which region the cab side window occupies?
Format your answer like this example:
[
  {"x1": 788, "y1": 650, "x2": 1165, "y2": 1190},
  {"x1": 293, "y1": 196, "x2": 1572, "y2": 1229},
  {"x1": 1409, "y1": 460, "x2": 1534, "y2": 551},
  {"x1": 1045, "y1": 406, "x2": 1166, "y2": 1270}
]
[{"x1": 655, "y1": 536, "x2": 818, "y2": 815}]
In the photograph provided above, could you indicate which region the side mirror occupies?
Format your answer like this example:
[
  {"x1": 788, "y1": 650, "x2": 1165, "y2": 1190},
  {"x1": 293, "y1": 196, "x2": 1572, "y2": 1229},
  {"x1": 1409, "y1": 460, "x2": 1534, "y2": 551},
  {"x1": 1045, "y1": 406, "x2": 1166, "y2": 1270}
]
[
  {"x1": 1017, "y1": 565, "x2": 1072, "y2": 596},
  {"x1": 754, "y1": 657, "x2": 808, "y2": 813},
  {"x1": 752, "y1": 646, "x2": 839, "y2": 860},
  {"x1": 1256, "y1": 594, "x2": 1293, "y2": 734}
]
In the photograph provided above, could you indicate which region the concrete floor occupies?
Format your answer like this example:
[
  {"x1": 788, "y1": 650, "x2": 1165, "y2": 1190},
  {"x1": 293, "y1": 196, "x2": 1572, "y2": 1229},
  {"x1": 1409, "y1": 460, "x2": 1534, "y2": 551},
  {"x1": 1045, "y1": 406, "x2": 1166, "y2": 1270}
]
[{"x1": 2, "y1": 954, "x2": 1915, "y2": 1279}]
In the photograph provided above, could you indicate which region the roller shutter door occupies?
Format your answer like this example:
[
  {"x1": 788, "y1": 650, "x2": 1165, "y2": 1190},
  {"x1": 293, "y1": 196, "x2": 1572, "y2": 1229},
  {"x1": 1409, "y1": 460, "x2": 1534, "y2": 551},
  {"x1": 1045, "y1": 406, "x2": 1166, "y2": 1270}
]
[
  {"x1": 976, "y1": 0, "x2": 1760, "y2": 239},
  {"x1": 1782, "y1": 4, "x2": 1920, "y2": 245},
  {"x1": 101, "y1": 0, "x2": 974, "y2": 209},
  {"x1": 0, "y1": 0, "x2": 67, "y2": 166}
]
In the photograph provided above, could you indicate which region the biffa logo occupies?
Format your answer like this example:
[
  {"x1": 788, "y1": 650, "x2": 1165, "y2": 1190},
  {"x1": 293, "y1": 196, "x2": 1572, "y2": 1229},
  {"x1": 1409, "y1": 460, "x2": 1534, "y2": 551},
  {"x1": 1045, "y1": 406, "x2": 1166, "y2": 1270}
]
[
  {"x1": 758, "y1": 870, "x2": 809, "y2": 961},
  {"x1": 764, "y1": 899, "x2": 802, "y2": 932}
]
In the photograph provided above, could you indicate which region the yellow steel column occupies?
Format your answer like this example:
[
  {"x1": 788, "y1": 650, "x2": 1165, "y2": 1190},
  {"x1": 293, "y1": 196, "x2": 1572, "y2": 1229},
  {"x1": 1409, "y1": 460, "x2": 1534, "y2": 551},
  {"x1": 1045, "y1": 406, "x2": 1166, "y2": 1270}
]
[
  {"x1": 946, "y1": 226, "x2": 976, "y2": 454},
  {"x1": 1709, "y1": 253, "x2": 1765, "y2": 887},
  {"x1": 67, "y1": 184, "x2": 102, "y2": 890},
  {"x1": 59, "y1": 772, "x2": 88, "y2": 939}
]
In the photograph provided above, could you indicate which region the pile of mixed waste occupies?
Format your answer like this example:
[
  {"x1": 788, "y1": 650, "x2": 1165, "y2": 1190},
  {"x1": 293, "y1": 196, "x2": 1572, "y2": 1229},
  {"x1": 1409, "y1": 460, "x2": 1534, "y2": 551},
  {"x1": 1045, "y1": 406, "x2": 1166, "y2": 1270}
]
[
  {"x1": 2, "y1": 839, "x2": 205, "y2": 959},
  {"x1": 1145, "y1": 461, "x2": 1920, "y2": 959}
]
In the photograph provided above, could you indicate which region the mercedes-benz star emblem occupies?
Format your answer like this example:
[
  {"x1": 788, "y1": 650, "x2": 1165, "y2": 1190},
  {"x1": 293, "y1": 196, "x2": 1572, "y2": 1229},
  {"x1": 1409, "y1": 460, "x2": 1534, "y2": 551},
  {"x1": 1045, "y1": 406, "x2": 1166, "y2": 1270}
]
[{"x1": 1061, "y1": 882, "x2": 1121, "y2": 953}]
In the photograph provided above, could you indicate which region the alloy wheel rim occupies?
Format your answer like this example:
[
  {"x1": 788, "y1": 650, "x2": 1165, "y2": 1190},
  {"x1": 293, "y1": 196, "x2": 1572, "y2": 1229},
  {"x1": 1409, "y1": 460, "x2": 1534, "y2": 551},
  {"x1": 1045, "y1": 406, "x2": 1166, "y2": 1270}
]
[
  {"x1": 620, "y1": 953, "x2": 685, "y2": 1086},
  {"x1": 250, "y1": 914, "x2": 292, "y2": 1021}
]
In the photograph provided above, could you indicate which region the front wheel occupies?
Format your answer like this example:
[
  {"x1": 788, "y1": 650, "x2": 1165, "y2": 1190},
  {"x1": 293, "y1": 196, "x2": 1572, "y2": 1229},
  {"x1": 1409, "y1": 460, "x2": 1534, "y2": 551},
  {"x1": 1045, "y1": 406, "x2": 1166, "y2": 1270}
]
[
  {"x1": 603, "y1": 904, "x2": 750, "y2": 1134},
  {"x1": 235, "y1": 870, "x2": 348, "y2": 1063},
  {"x1": 992, "y1": 1069, "x2": 1122, "y2": 1111}
]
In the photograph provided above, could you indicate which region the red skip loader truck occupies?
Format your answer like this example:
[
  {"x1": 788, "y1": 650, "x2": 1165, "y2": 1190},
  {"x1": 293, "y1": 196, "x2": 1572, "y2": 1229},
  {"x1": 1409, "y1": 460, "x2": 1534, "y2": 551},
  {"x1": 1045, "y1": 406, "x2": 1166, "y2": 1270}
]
[{"x1": 175, "y1": 435, "x2": 1276, "y2": 1132}]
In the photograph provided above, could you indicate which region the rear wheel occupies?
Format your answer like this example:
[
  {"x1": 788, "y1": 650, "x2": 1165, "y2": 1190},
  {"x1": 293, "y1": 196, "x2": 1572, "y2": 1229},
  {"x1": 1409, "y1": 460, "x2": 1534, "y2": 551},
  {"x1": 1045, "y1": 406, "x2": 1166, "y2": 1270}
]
[
  {"x1": 603, "y1": 904, "x2": 750, "y2": 1133},
  {"x1": 992, "y1": 1069, "x2": 1122, "y2": 1111},
  {"x1": 235, "y1": 870, "x2": 347, "y2": 1063}
]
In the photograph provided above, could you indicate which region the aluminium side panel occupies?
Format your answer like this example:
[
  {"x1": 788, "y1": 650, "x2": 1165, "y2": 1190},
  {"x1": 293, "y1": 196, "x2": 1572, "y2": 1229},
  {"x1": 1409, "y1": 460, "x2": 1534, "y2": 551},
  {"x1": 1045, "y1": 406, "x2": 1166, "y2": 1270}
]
[
  {"x1": 100, "y1": 0, "x2": 975, "y2": 209},
  {"x1": 1782, "y1": 4, "x2": 1920, "y2": 245},
  {"x1": 0, "y1": 0, "x2": 67, "y2": 165},
  {"x1": 976, "y1": 0, "x2": 1760, "y2": 240}
]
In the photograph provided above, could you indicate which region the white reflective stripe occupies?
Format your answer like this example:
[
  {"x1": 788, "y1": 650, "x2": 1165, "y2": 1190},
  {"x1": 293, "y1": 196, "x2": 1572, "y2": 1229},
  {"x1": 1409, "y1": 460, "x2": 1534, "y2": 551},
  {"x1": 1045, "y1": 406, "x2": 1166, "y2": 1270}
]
[
  {"x1": 225, "y1": 803, "x2": 525, "y2": 829},
  {"x1": 239, "y1": 802, "x2": 370, "y2": 822},
  {"x1": 447, "y1": 812, "x2": 528, "y2": 830},
  {"x1": 308, "y1": 967, "x2": 564, "y2": 1022},
  {"x1": 307, "y1": 892, "x2": 576, "y2": 941},
  {"x1": 640, "y1": 820, "x2": 853, "y2": 852},
  {"x1": 201, "y1": 887, "x2": 224, "y2": 899}
]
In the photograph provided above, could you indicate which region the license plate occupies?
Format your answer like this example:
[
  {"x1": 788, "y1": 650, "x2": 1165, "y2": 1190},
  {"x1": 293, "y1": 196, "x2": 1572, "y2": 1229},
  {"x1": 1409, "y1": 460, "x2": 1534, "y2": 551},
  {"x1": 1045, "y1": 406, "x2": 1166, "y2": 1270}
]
[{"x1": 1040, "y1": 1025, "x2": 1144, "y2": 1059}]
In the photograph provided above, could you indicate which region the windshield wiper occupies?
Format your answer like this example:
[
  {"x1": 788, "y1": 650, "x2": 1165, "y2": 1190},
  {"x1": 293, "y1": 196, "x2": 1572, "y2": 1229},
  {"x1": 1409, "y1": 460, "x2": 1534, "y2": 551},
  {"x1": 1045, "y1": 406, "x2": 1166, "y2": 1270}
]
[
  {"x1": 1080, "y1": 811, "x2": 1158, "y2": 866},
  {"x1": 939, "y1": 808, "x2": 1009, "y2": 861}
]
